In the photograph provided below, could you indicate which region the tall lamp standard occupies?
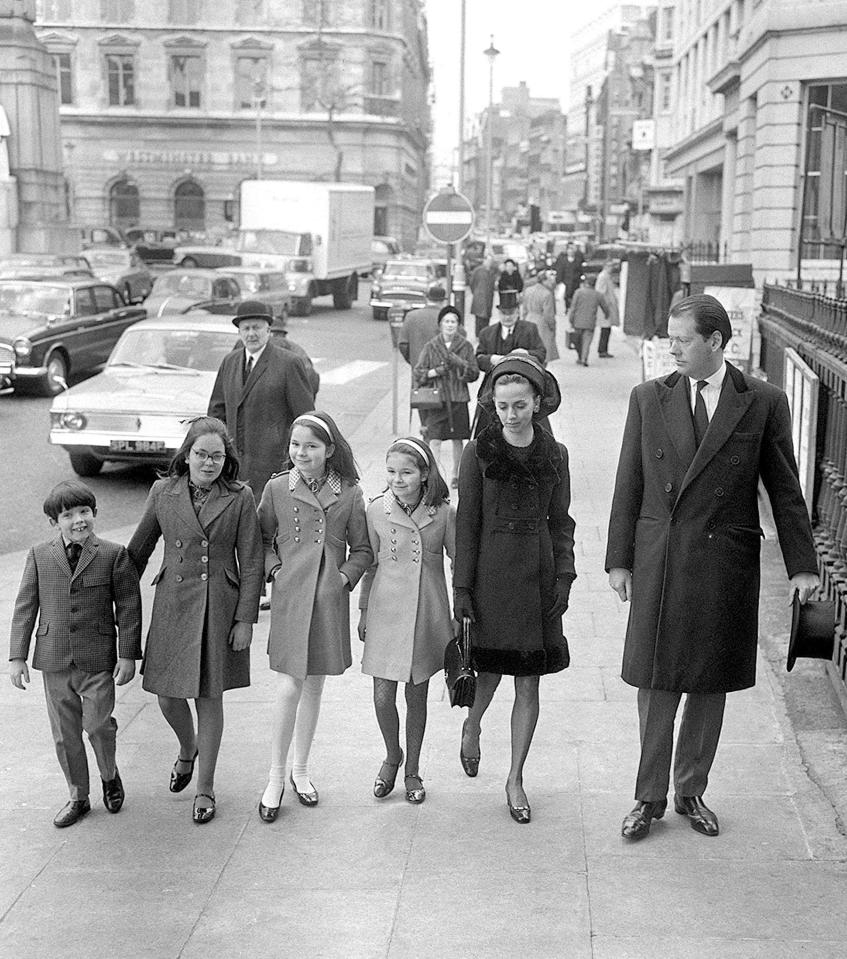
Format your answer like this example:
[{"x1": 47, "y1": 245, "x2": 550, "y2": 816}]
[
  {"x1": 483, "y1": 36, "x2": 500, "y2": 238},
  {"x1": 253, "y1": 73, "x2": 267, "y2": 181},
  {"x1": 457, "y1": 0, "x2": 466, "y2": 191}
]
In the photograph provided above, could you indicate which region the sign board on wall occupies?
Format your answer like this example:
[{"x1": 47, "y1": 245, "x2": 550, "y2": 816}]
[
  {"x1": 641, "y1": 338, "x2": 677, "y2": 380},
  {"x1": 703, "y1": 286, "x2": 758, "y2": 370},
  {"x1": 783, "y1": 348, "x2": 819, "y2": 514},
  {"x1": 631, "y1": 119, "x2": 655, "y2": 151}
]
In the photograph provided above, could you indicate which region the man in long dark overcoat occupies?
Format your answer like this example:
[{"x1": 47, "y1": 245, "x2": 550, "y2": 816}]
[
  {"x1": 606, "y1": 294, "x2": 819, "y2": 840},
  {"x1": 208, "y1": 300, "x2": 314, "y2": 498}
]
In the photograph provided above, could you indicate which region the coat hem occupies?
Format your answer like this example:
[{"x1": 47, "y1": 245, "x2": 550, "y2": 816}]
[{"x1": 472, "y1": 641, "x2": 569, "y2": 677}]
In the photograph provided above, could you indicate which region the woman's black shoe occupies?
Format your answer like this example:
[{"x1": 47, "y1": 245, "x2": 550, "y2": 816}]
[
  {"x1": 506, "y1": 785, "x2": 531, "y2": 824},
  {"x1": 258, "y1": 787, "x2": 283, "y2": 823},
  {"x1": 373, "y1": 750, "x2": 403, "y2": 798},
  {"x1": 289, "y1": 773, "x2": 319, "y2": 807},
  {"x1": 192, "y1": 793, "x2": 215, "y2": 824},
  {"x1": 460, "y1": 720, "x2": 480, "y2": 777},
  {"x1": 169, "y1": 749, "x2": 198, "y2": 793}
]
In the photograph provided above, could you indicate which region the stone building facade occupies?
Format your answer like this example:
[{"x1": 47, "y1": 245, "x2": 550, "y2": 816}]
[{"x1": 35, "y1": 0, "x2": 431, "y2": 248}]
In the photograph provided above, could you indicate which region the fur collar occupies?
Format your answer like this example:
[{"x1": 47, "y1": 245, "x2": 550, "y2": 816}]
[{"x1": 475, "y1": 426, "x2": 563, "y2": 484}]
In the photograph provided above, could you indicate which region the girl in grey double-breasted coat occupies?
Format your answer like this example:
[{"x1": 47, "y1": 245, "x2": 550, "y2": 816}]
[
  {"x1": 256, "y1": 412, "x2": 372, "y2": 821},
  {"x1": 358, "y1": 438, "x2": 456, "y2": 805}
]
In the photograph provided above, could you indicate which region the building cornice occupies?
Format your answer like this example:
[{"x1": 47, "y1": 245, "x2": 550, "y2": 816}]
[
  {"x1": 707, "y1": 60, "x2": 740, "y2": 96},
  {"x1": 663, "y1": 117, "x2": 723, "y2": 170}
]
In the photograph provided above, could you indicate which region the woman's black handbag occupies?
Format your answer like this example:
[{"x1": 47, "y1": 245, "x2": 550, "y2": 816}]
[
  {"x1": 444, "y1": 618, "x2": 476, "y2": 708},
  {"x1": 410, "y1": 386, "x2": 443, "y2": 409}
]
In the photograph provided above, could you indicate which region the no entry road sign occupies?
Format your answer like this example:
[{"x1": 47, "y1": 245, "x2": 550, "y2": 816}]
[{"x1": 423, "y1": 189, "x2": 475, "y2": 245}]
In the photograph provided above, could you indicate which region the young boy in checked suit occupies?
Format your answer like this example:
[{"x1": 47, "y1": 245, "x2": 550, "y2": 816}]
[{"x1": 9, "y1": 481, "x2": 142, "y2": 827}]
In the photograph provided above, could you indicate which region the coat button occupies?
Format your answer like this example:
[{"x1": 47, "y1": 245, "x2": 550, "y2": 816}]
[
  {"x1": 293, "y1": 536, "x2": 300, "y2": 542},
  {"x1": 293, "y1": 507, "x2": 299, "y2": 513},
  {"x1": 201, "y1": 556, "x2": 208, "y2": 563},
  {"x1": 201, "y1": 539, "x2": 208, "y2": 547},
  {"x1": 708, "y1": 521, "x2": 716, "y2": 529},
  {"x1": 508, "y1": 522, "x2": 515, "y2": 530},
  {"x1": 71, "y1": 606, "x2": 78, "y2": 614},
  {"x1": 201, "y1": 573, "x2": 208, "y2": 581},
  {"x1": 656, "y1": 448, "x2": 664, "y2": 459},
  {"x1": 70, "y1": 624, "x2": 77, "y2": 633},
  {"x1": 175, "y1": 539, "x2": 182, "y2": 548},
  {"x1": 176, "y1": 575, "x2": 184, "y2": 583},
  {"x1": 730, "y1": 455, "x2": 740, "y2": 465},
  {"x1": 664, "y1": 482, "x2": 673, "y2": 493},
  {"x1": 715, "y1": 487, "x2": 724, "y2": 497}
]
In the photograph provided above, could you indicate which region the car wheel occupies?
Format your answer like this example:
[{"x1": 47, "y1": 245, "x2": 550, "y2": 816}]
[
  {"x1": 295, "y1": 296, "x2": 312, "y2": 317},
  {"x1": 42, "y1": 351, "x2": 69, "y2": 396},
  {"x1": 181, "y1": 257, "x2": 199, "y2": 268},
  {"x1": 69, "y1": 449, "x2": 103, "y2": 477}
]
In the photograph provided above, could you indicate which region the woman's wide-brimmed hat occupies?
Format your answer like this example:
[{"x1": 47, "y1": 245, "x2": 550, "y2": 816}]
[
  {"x1": 485, "y1": 351, "x2": 561, "y2": 416},
  {"x1": 786, "y1": 593, "x2": 836, "y2": 672}
]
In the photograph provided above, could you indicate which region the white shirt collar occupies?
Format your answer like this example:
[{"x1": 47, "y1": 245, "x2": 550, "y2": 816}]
[
  {"x1": 244, "y1": 342, "x2": 268, "y2": 364},
  {"x1": 689, "y1": 360, "x2": 726, "y2": 391}
]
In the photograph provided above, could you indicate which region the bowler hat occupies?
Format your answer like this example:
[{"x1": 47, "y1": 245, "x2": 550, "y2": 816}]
[
  {"x1": 786, "y1": 593, "x2": 836, "y2": 672},
  {"x1": 232, "y1": 299, "x2": 273, "y2": 327}
]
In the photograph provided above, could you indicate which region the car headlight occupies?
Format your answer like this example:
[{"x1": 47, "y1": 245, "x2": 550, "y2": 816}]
[
  {"x1": 59, "y1": 411, "x2": 87, "y2": 430},
  {"x1": 13, "y1": 337, "x2": 32, "y2": 359},
  {"x1": 288, "y1": 282, "x2": 297, "y2": 292}
]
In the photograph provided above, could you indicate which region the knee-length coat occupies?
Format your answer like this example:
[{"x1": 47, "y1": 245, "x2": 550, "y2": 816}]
[
  {"x1": 522, "y1": 280, "x2": 559, "y2": 363},
  {"x1": 359, "y1": 493, "x2": 456, "y2": 684},
  {"x1": 128, "y1": 475, "x2": 264, "y2": 698},
  {"x1": 605, "y1": 364, "x2": 818, "y2": 693},
  {"x1": 258, "y1": 470, "x2": 372, "y2": 679},
  {"x1": 454, "y1": 425, "x2": 577, "y2": 676}
]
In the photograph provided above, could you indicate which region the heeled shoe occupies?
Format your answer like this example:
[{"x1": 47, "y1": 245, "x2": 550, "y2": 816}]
[
  {"x1": 192, "y1": 792, "x2": 215, "y2": 825},
  {"x1": 460, "y1": 720, "x2": 480, "y2": 778},
  {"x1": 169, "y1": 749, "x2": 198, "y2": 793},
  {"x1": 290, "y1": 773, "x2": 319, "y2": 807},
  {"x1": 404, "y1": 774, "x2": 426, "y2": 804},
  {"x1": 258, "y1": 786, "x2": 284, "y2": 824},
  {"x1": 373, "y1": 750, "x2": 404, "y2": 799},
  {"x1": 506, "y1": 785, "x2": 531, "y2": 824}
]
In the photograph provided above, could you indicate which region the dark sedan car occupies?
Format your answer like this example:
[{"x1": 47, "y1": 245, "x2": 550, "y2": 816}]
[
  {"x1": 0, "y1": 278, "x2": 146, "y2": 395},
  {"x1": 145, "y1": 269, "x2": 242, "y2": 317}
]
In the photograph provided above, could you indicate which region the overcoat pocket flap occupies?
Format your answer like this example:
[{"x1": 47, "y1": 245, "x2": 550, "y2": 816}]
[
  {"x1": 36, "y1": 623, "x2": 49, "y2": 636},
  {"x1": 224, "y1": 568, "x2": 240, "y2": 587}
]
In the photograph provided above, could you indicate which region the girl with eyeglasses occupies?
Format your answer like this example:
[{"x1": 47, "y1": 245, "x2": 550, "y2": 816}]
[
  {"x1": 256, "y1": 412, "x2": 372, "y2": 823},
  {"x1": 128, "y1": 416, "x2": 264, "y2": 824}
]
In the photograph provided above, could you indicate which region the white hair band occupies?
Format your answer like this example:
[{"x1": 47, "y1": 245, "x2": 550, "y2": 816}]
[
  {"x1": 392, "y1": 437, "x2": 431, "y2": 461},
  {"x1": 293, "y1": 414, "x2": 332, "y2": 437}
]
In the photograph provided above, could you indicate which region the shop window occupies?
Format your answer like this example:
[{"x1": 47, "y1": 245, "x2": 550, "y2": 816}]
[
  {"x1": 109, "y1": 180, "x2": 139, "y2": 229},
  {"x1": 170, "y1": 54, "x2": 202, "y2": 108},
  {"x1": 174, "y1": 180, "x2": 205, "y2": 231},
  {"x1": 107, "y1": 54, "x2": 135, "y2": 106},
  {"x1": 54, "y1": 53, "x2": 73, "y2": 105},
  {"x1": 236, "y1": 56, "x2": 268, "y2": 110}
]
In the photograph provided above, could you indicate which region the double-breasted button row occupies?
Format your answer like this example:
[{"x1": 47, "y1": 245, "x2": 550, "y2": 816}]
[
  {"x1": 715, "y1": 487, "x2": 724, "y2": 497},
  {"x1": 730, "y1": 455, "x2": 740, "y2": 465},
  {"x1": 175, "y1": 539, "x2": 182, "y2": 548},
  {"x1": 656, "y1": 448, "x2": 664, "y2": 459},
  {"x1": 664, "y1": 482, "x2": 673, "y2": 493}
]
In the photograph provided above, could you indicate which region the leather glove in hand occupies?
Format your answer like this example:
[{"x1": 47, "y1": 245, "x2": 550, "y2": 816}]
[
  {"x1": 546, "y1": 577, "x2": 572, "y2": 619},
  {"x1": 453, "y1": 588, "x2": 476, "y2": 624}
]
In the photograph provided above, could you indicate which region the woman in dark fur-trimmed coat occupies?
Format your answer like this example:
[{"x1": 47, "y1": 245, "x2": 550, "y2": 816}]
[{"x1": 453, "y1": 353, "x2": 576, "y2": 824}]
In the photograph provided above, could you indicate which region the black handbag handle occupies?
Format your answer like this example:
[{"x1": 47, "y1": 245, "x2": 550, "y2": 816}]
[{"x1": 462, "y1": 617, "x2": 472, "y2": 667}]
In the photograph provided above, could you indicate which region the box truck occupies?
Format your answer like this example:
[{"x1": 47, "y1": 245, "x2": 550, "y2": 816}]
[{"x1": 236, "y1": 180, "x2": 374, "y2": 315}]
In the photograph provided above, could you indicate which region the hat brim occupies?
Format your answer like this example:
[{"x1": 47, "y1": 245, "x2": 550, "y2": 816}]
[
  {"x1": 232, "y1": 313, "x2": 273, "y2": 327},
  {"x1": 786, "y1": 594, "x2": 835, "y2": 672},
  {"x1": 484, "y1": 353, "x2": 561, "y2": 416}
]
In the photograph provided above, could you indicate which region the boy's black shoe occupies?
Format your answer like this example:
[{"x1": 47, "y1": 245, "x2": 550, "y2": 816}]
[
  {"x1": 102, "y1": 770, "x2": 125, "y2": 813},
  {"x1": 54, "y1": 798, "x2": 91, "y2": 828}
]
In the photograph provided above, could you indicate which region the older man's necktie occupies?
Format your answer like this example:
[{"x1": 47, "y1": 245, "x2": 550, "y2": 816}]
[
  {"x1": 243, "y1": 354, "x2": 254, "y2": 385},
  {"x1": 693, "y1": 380, "x2": 709, "y2": 447}
]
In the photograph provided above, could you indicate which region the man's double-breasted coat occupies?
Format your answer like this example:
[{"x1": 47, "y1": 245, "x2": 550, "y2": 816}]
[{"x1": 605, "y1": 363, "x2": 817, "y2": 694}]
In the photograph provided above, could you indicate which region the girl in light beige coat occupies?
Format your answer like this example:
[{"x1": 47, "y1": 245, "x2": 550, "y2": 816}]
[{"x1": 358, "y1": 438, "x2": 455, "y2": 805}]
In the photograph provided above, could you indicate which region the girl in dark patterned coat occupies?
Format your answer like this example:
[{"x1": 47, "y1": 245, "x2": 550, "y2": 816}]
[{"x1": 453, "y1": 354, "x2": 576, "y2": 824}]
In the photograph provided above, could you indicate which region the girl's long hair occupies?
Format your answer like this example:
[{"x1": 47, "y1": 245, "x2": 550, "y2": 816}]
[
  {"x1": 385, "y1": 437, "x2": 449, "y2": 507},
  {"x1": 285, "y1": 411, "x2": 360, "y2": 483},
  {"x1": 167, "y1": 416, "x2": 240, "y2": 483}
]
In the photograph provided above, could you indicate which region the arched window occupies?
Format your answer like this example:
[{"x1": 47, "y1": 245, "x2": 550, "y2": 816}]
[
  {"x1": 109, "y1": 179, "x2": 139, "y2": 229},
  {"x1": 174, "y1": 180, "x2": 205, "y2": 231}
]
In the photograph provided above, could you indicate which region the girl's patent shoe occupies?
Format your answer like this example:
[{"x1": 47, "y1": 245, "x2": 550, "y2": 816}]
[
  {"x1": 506, "y1": 786, "x2": 531, "y2": 824},
  {"x1": 373, "y1": 750, "x2": 404, "y2": 799},
  {"x1": 404, "y1": 774, "x2": 426, "y2": 804},
  {"x1": 192, "y1": 793, "x2": 216, "y2": 825},
  {"x1": 290, "y1": 773, "x2": 319, "y2": 807},
  {"x1": 170, "y1": 749, "x2": 198, "y2": 793},
  {"x1": 460, "y1": 720, "x2": 480, "y2": 778},
  {"x1": 258, "y1": 786, "x2": 283, "y2": 824}
]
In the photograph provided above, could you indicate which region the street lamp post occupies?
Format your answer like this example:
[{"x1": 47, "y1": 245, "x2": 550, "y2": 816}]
[
  {"x1": 253, "y1": 74, "x2": 266, "y2": 181},
  {"x1": 457, "y1": 0, "x2": 466, "y2": 191},
  {"x1": 484, "y1": 36, "x2": 499, "y2": 239}
]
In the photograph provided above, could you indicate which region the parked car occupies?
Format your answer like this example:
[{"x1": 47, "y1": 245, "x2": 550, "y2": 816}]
[
  {"x1": 217, "y1": 267, "x2": 290, "y2": 320},
  {"x1": 370, "y1": 257, "x2": 439, "y2": 322},
  {"x1": 124, "y1": 228, "x2": 181, "y2": 266},
  {"x1": 490, "y1": 238, "x2": 530, "y2": 276},
  {"x1": 0, "y1": 254, "x2": 93, "y2": 280},
  {"x1": 370, "y1": 235, "x2": 401, "y2": 274},
  {"x1": 173, "y1": 235, "x2": 241, "y2": 269},
  {"x1": 0, "y1": 278, "x2": 147, "y2": 395},
  {"x1": 80, "y1": 227, "x2": 126, "y2": 249},
  {"x1": 144, "y1": 269, "x2": 242, "y2": 317},
  {"x1": 49, "y1": 315, "x2": 240, "y2": 476},
  {"x1": 83, "y1": 247, "x2": 153, "y2": 304}
]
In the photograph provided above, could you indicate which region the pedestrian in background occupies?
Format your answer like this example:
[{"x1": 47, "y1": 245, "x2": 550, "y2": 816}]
[
  {"x1": 469, "y1": 254, "x2": 498, "y2": 339},
  {"x1": 9, "y1": 480, "x2": 142, "y2": 829},
  {"x1": 521, "y1": 269, "x2": 559, "y2": 364},
  {"x1": 414, "y1": 305, "x2": 479, "y2": 488},
  {"x1": 454, "y1": 355, "x2": 576, "y2": 824},
  {"x1": 358, "y1": 438, "x2": 456, "y2": 805},
  {"x1": 554, "y1": 242, "x2": 584, "y2": 308},
  {"x1": 568, "y1": 274, "x2": 610, "y2": 367},
  {"x1": 398, "y1": 284, "x2": 449, "y2": 436},
  {"x1": 497, "y1": 257, "x2": 524, "y2": 303},
  {"x1": 606, "y1": 294, "x2": 819, "y2": 842},
  {"x1": 257, "y1": 412, "x2": 372, "y2": 823},
  {"x1": 595, "y1": 259, "x2": 620, "y2": 359},
  {"x1": 128, "y1": 416, "x2": 264, "y2": 825}
]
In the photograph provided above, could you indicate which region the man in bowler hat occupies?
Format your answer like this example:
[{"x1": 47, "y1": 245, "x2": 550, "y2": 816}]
[{"x1": 606, "y1": 294, "x2": 819, "y2": 840}]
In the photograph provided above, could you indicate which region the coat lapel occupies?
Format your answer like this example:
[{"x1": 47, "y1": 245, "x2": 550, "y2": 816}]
[
  {"x1": 72, "y1": 535, "x2": 99, "y2": 581},
  {"x1": 168, "y1": 476, "x2": 207, "y2": 536},
  {"x1": 198, "y1": 482, "x2": 236, "y2": 528},
  {"x1": 50, "y1": 537, "x2": 72, "y2": 578},
  {"x1": 237, "y1": 347, "x2": 269, "y2": 408},
  {"x1": 657, "y1": 371, "x2": 696, "y2": 472}
]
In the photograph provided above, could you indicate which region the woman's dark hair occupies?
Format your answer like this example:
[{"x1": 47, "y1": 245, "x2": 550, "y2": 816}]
[
  {"x1": 503, "y1": 258, "x2": 517, "y2": 270},
  {"x1": 285, "y1": 411, "x2": 360, "y2": 483},
  {"x1": 43, "y1": 480, "x2": 97, "y2": 520},
  {"x1": 386, "y1": 437, "x2": 449, "y2": 507},
  {"x1": 492, "y1": 372, "x2": 541, "y2": 397},
  {"x1": 437, "y1": 305, "x2": 462, "y2": 327},
  {"x1": 168, "y1": 416, "x2": 240, "y2": 483}
]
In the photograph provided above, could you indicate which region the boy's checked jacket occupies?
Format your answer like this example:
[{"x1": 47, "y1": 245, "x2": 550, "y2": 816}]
[{"x1": 9, "y1": 534, "x2": 142, "y2": 671}]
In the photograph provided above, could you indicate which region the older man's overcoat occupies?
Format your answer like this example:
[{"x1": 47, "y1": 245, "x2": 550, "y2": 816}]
[
  {"x1": 605, "y1": 363, "x2": 817, "y2": 694},
  {"x1": 128, "y1": 476, "x2": 264, "y2": 698},
  {"x1": 208, "y1": 341, "x2": 314, "y2": 497},
  {"x1": 258, "y1": 471, "x2": 372, "y2": 679},
  {"x1": 359, "y1": 494, "x2": 456, "y2": 684}
]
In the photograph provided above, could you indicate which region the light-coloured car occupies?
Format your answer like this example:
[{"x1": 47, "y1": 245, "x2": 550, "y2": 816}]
[
  {"x1": 145, "y1": 269, "x2": 241, "y2": 317},
  {"x1": 489, "y1": 239, "x2": 530, "y2": 276},
  {"x1": 217, "y1": 267, "x2": 290, "y2": 320},
  {"x1": 49, "y1": 315, "x2": 240, "y2": 477},
  {"x1": 84, "y1": 247, "x2": 153, "y2": 304},
  {"x1": 370, "y1": 257, "x2": 441, "y2": 321}
]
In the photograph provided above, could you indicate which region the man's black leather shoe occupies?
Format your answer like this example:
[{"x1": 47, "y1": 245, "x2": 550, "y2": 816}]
[
  {"x1": 54, "y1": 799, "x2": 91, "y2": 828},
  {"x1": 674, "y1": 795, "x2": 719, "y2": 836},
  {"x1": 102, "y1": 770, "x2": 124, "y2": 813},
  {"x1": 621, "y1": 799, "x2": 667, "y2": 840}
]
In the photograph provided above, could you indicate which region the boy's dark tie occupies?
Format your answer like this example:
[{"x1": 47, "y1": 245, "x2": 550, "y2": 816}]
[
  {"x1": 66, "y1": 542, "x2": 82, "y2": 572},
  {"x1": 693, "y1": 380, "x2": 709, "y2": 447}
]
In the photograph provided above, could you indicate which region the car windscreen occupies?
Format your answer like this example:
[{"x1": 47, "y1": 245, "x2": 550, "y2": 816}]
[
  {"x1": 110, "y1": 328, "x2": 237, "y2": 372},
  {"x1": 85, "y1": 250, "x2": 130, "y2": 268},
  {"x1": 224, "y1": 273, "x2": 259, "y2": 293},
  {"x1": 152, "y1": 274, "x2": 212, "y2": 296},
  {"x1": 236, "y1": 231, "x2": 301, "y2": 255},
  {"x1": 0, "y1": 282, "x2": 71, "y2": 316},
  {"x1": 383, "y1": 263, "x2": 428, "y2": 279}
]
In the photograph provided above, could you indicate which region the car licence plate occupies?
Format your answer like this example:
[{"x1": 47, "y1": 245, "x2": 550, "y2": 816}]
[{"x1": 109, "y1": 439, "x2": 166, "y2": 453}]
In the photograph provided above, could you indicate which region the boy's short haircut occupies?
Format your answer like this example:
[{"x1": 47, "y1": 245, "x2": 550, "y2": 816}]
[{"x1": 43, "y1": 480, "x2": 97, "y2": 520}]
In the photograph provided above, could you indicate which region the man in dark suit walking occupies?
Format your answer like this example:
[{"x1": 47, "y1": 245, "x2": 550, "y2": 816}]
[
  {"x1": 606, "y1": 294, "x2": 819, "y2": 840},
  {"x1": 208, "y1": 300, "x2": 315, "y2": 499}
]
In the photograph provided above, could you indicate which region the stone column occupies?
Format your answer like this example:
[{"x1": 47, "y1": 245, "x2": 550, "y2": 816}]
[{"x1": 0, "y1": 0, "x2": 74, "y2": 252}]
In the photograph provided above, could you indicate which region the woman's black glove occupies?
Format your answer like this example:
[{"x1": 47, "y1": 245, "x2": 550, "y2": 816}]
[
  {"x1": 453, "y1": 588, "x2": 476, "y2": 624},
  {"x1": 546, "y1": 576, "x2": 573, "y2": 619},
  {"x1": 445, "y1": 352, "x2": 464, "y2": 369}
]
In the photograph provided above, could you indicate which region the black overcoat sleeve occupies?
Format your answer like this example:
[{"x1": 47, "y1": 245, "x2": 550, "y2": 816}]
[
  {"x1": 605, "y1": 387, "x2": 644, "y2": 572},
  {"x1": 453, "y1": 442, "x2": 483, "y2": 593}
]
